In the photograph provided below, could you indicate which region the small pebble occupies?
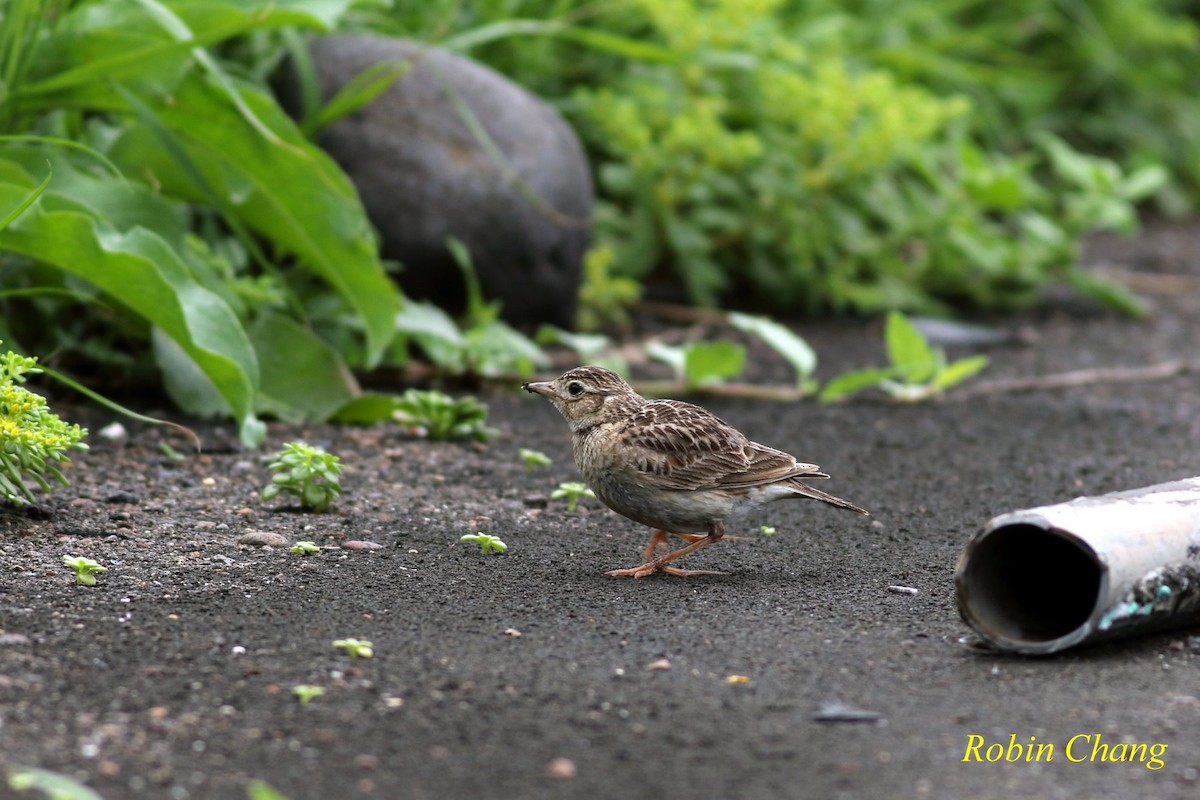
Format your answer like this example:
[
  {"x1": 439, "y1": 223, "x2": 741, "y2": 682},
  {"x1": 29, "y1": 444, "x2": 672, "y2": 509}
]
[
  {"x1": 645, "y1": 658, "x2": 672, "y2": 672},
  {"x1": 812, "y1": 703, "x2": 884, "y2": 723},
  {"x1": 544, "y1": 757, "x2": 577, "y2": 780},
  {"x1": 343, "y1": 540, "x2": 384, "y2": 551},
  {"x1": 353, "y1": 754, "x2": 380, "y2": 771},
  {"x1": 887, "y1": 585, "x2": 919, "y2": 595},
  {"x1": 504, "y1": 628, "x2": 522, "y2": 638},
  {"x1": 725, "y1": 675, "x2": 750, "y2": 684},
  {"x1": 0, "y1": 632, "x2": 31, "y2": 647},
  {"x1": 98, "y1": 422, "x2": 127, "y2": 440},
  {"x1": 237, "y1": 531, "x2": 289, "y2": 548}
]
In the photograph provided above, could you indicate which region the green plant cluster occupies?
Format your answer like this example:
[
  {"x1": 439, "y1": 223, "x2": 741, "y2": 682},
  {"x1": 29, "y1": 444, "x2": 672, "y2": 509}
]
[
  {"x1": 370, "y1": 0, "x2": 1187, "y2": 318},
  {"x1": 0, "y1": 0, "x2": 402, "y2": 447},
  {"x1": 262, "y1": 441, "x2": 343, "y2": 512},
  {"x1": 0, "y1": 344, "x2": 87, "y2": 505},
  {"x1": 390, "y1": 388, "x2": 498, "y2": 442},
  {"x1": 569, "y1": 0, "x2": 1162, "y2": 316}
]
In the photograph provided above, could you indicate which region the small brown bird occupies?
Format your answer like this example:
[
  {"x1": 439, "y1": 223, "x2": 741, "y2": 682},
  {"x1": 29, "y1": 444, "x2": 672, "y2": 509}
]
[{"x1": 522, "y1": 366, "x2": 868, "y2": 578}]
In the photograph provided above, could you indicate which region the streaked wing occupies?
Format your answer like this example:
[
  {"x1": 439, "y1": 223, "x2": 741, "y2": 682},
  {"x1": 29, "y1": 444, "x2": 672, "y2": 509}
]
[{"x1": 619, "y1": 400, "x2": 826, "y2": 491}]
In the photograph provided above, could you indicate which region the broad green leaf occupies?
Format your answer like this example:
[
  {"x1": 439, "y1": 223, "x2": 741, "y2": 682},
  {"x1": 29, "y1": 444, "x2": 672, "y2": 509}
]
[
  {"x1": 884, "y1": 311, "x2": 937, "y2": 384},
  {"x1": 819, "y1": 367, "x2": 893, "y2": 403},
  {"x1": 728, "y1": 312, "x2": 817, "y2": 385},
  {"x1": 932, "y1": 355, "x2": 989, "y2": 392},
  {"x1": 153, "y1": 327, "x2": 232, "y2": 419},
  {"x1": 0, "y1": 183, "x2": 260, "y2": 442},
  {"x1": 21, "y1": 0, "x2": 348, "y2": 102},
  {"x1": 683, "y1": 341, "x2": 745, "y2": 387},
  {"x1": 108, "y1": 72, "x2": 400, "y2": 365},
  {"x1": 393, "y1": 301, "x2": 464, "y2": 347},
  {"x1": 463, "y1": 320, "x2": 548, "y2": 377},
  {"x1": 249, "y1": 312, "x2": 360, "y2": 423}
]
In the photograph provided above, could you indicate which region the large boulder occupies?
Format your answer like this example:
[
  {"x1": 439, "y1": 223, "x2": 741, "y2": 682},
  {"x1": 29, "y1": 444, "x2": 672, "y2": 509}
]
[{"x1": 278, "y1": 35, "x2": 593, "y2": 328}]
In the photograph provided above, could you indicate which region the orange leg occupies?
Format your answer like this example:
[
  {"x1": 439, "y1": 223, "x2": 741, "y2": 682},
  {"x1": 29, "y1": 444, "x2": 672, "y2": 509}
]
[{"x1": 607, "y1": 523, "x2": 726, "y2": 578}]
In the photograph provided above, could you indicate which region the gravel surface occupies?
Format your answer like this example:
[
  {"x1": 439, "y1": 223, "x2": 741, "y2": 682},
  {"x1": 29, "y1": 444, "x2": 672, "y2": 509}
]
[{"x1": 2, "y1": 220, "x2": 1200, "y2": 799}]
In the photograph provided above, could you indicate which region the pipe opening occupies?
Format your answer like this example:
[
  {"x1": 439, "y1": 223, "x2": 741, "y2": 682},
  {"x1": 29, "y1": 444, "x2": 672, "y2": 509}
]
[{"x1": 959, "y1": 523, "x2": 1102, "y2": 644}]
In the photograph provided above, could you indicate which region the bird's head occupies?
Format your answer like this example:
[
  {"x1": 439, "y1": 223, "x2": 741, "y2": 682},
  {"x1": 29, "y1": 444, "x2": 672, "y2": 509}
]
[{"x1": 522, "y1": 366, "x2": 644, "y2": 432}]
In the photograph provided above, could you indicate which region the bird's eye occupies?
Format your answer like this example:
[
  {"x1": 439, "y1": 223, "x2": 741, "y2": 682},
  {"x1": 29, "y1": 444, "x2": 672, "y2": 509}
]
[{"x1": 566, "y1": 381, "x2": 585, "y2": 397}]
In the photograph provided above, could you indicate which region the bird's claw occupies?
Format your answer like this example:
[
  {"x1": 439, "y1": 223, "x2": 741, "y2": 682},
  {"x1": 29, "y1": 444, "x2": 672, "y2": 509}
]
[{"x1": 606, "y1": 562, "x2": 725, "y2": 579}]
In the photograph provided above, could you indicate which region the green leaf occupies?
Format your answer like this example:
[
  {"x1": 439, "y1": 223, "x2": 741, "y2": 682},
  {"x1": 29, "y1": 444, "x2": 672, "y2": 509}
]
[
  {"x1": 331, "y1": 393, "x2": 403, "y2": 424},
  {"x1": 1064, "y1": 269, "x2": 1147, "y2": 319},
  {"x1": 819, "y1": 367, "x2": 893, "y2": 403},
  {"x1": 0, "y1": 162, "x2": 51, "y2": 231},
  {"x1": 884, "y1": 311, "x2": 937, "y2": 384},
  {"x1": 249, "y1": 312, "x2": 360, "y2": 424},
  {"x1": 683, "y1": 341, "x2": 745, "y2": 387},
  {"x1": 109, "y1": 72, "x2": 400, "y2": 366},
  {"x1": 246, "y1": 779, "x2": 291, "y2": 800},
  {"x1": 309, "y1": 58, "x2": 413, "y2": 134},
  {"x1": 0, "y1": 182, "x2": 260, "y2": 442},
  {"x1": 728, "y1": 312, "x2": 817, "y2": 386},
  {"x1": 646, "y1": 341, "x2": 686, "y2": 380},
  {"x1": 8, "y1": 766, "x2": 104, "y2": 800},
  {"x1": 932, "y1": 355, "x2": 989, "y2": 392}
]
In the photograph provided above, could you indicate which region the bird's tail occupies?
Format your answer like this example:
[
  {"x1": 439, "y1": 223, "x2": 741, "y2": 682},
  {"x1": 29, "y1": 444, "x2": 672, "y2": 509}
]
[{"x1": 791, "y1": 481, "x2": 869, "y2": 515}]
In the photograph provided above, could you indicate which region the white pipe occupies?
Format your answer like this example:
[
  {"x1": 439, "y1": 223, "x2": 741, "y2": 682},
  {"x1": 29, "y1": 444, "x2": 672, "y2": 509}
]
[{"x1": 955, "y1": 478, "x2": 1200, "y2": 655}]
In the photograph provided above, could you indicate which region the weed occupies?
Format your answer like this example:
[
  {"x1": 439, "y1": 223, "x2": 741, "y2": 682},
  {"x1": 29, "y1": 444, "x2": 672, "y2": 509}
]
[
  {"x1": 262, "y1": 442, "x2": 343, "y2": 512},
  {"x1": 460, "y1": 533, "x2": 508, "y2": 555},
  {"x1": 821, "y1": 312, "x2": 988, "y2": 403},
  {"x1": 62, "y1": 555, "x2": 106, "y2": 587}
]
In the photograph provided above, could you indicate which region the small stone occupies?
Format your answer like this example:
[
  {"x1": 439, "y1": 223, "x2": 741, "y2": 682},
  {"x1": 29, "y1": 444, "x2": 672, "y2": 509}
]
[
  {"x1": 887, "y1": 585, "x2": 919, "y2": 595},
  {"x1": 544, "y1": 757, "x2": 576, "y2": 780},
  {"x1": 504, "y1": 628, "x2": 522, "y2": 638},
  {"x1": 725, "y1": 675, "x2": 750, "y2": 684},
  {"x1": 812, "y1": 702, "x2": 884, "y2": 723},
  {"x1": 343, "y1": 540, "x2": 384, "y2": 551},
  {"x1": 238, "y1": 531, "x2": 289, "y2": 548},
  {"x1": 645, "y1": 658, "x2": 672, "y2": 672},
  {"x1": 0, "y1": 632, "x2": 31, "y2": 646},
  {"x1": 98, "y1": 422, "x2": 127, "y2": 440},
  {"x1": 353, "y1": 754, "x2": 380, "y2": 771}
]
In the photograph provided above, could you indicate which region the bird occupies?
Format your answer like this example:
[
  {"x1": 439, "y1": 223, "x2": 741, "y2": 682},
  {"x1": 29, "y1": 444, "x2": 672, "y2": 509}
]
[{"x1": 522, "y1": 365, "x2": 868, "y2": 578}]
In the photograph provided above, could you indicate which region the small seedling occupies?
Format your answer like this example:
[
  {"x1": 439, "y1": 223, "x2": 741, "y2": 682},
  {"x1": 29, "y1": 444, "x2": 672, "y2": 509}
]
[
  {"x1": 518, "y1": 448, "x2": 552, "y2": 472},
  {"x1": 291, "y1": 685, "x2": 326, "y2": 704},
  {"x1": 289, "y1": 541, "x2": 320, "y2": 556},
  {"x1": 262, "y1": 442, "x2": 343, "y2": 512},
  {"x1": 62, "y1": 555, "x2": 106, "y2": 586},
  {"x1": 551, "y1": 482, "x2": 596, "y2": 512},
  {"x1": 821, "y1": 311, "x2": 988, "y2": 403},
  {"x1": 460, "y1": 533, "x2": 508, "y2": 555},
  {"x1": 333, "y1": 638, "x2": 374, "y2": 659},
  {"x1": 246, "y1": 780, "x2": 291, "y2": 800},
  {"x1": 391, "y1": 388, "x2": 498, "y2": 442},
  {"x1": 759, "y1": 526, "x2": 777, "y2": 537},
  {"x1": 8, "y1": 766, "x2": 103, "y2": 800}
]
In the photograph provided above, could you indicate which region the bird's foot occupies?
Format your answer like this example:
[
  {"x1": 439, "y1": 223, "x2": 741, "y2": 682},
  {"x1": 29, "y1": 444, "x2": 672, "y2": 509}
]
[{"x1": 605, "y1": 562, "x2": 725, "y2": 579}]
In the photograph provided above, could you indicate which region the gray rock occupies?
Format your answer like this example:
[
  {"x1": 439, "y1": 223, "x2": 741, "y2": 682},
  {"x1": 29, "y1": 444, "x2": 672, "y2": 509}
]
[{"x1": 278, "y1": 35, "x2": 593, "y2": 328}]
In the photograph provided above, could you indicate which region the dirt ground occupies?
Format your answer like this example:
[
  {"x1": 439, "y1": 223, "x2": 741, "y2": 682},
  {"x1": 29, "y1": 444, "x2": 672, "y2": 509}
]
[{"x1": 3, "y1": 220, "x2": 1200, "y2": 800}]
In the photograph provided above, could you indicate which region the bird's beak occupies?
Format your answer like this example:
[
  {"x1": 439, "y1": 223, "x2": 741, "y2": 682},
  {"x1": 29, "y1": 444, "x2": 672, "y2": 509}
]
[{"x1": 522, "y1": 380, "x2": 556, "y2": 398}]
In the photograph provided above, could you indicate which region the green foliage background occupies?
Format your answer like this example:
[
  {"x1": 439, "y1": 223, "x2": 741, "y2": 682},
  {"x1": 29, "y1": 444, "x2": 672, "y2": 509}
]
[{"x1": 1, "y1": 0, "x2": 1197, "y2": 434}]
